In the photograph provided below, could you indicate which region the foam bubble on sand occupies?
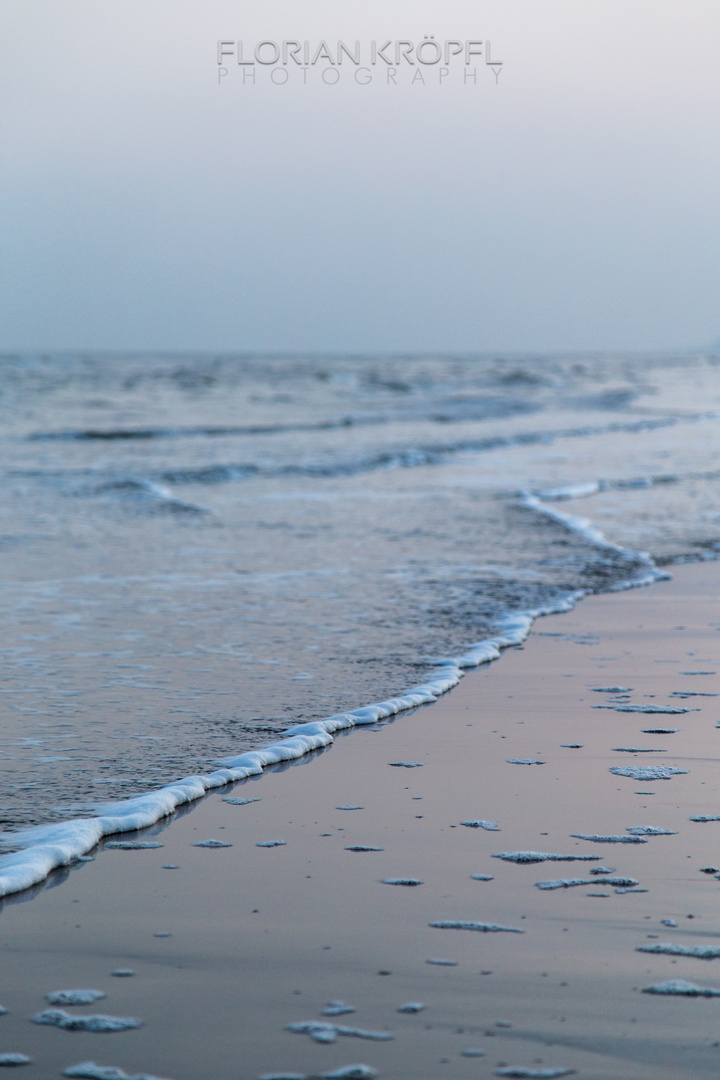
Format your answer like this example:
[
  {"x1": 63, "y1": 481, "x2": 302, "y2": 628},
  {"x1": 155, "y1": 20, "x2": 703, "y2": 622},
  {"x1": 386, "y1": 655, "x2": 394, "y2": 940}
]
[
  {"x1": 0, "y1": 610, "x2": 553, "y2": 899},
  {"x1": 222, "y1": 797, "x2": 261, "y2": 805},
  {"x1": 592, "y1": 686, "x2": 632, "y2": 693},
  {"x1": 429, "y1": 921, "x2": 524, "y2": 933},
  {"x1": 570, "y1": 834, "x2": 647, "y2": 843},
  {"x1": 495, "y1": 1070, "x2": 575, "y2": 1078},
  {"x1": 493, "y1": 852, "x2": 601, "y2": 863},
  {"x1": 46, "y1": 990, "x2": 106, "y2": 1006},
  {"x1": 642, "y1": 980, "x2": 720, "y2": 996},
  {"x1": 286, "y1": 1022, "x2": 393, "y2": 1043},
  {"x1": 594, "y1": 704, "x2": 694, "y2": 714},
  {"x1": 426, "y1": 958, "x2": 457, "y2": 965},
  {"x1": 536, "y1": 877, "x2": 637, "y2": 890},
  {"x1": 192, "y1": 839, "x2": 232, "y2": 848},
  {"x1": 397, "y1": 1002, "x2": 425, "y2": 1013},
  {"x1": 345, "y1": 846, "x2": 383, "y2": 853},
  {"x1": 638, "y1": 943, "x2": 720, "y2": 959},
  {"x1": 612, "y1": 748, "x2": 666, "y2": 753},
  {"x1": 471, "y1": 874, "x2": 494, "y2": 881},
  {"x1": 626, "y1": 825, "x2": 677, "y2": 835},
  {"x1": 0, "y1": 1005, "x2": 7, "y2": 1014},
  {"x1": 64, "y1": 1065, "x2": 172, "y2": 1080},
  {"x1": 321, "y1": 1002, "x2": 356, "y2": 1017},
  {"x1": 461, "y1": 820, "x2": 499, "y2": 830},
  {"x1": 589, "y1": 867, "x2": 615, "y2": 874},
  {"x1": 381, "y1": 878, "x2": 422, "y2": 886},
  {"x1": 318, "y1": 1068, "x2": 378, "y2": 1080},
  {"x1": 388, "y1": 762, "x2": 423, "y2": 768},
  {"x1": 32, "y1": 1010, "x2": 142, "y2": 1032},
  {"x1": 336, "y1": 806, "x2": 363, "y2": 811},
  {"x1": 259, "y1": 1069, "x2": 377, "y2": 1080},
  {"x1": 506, "y1": 759, "x2": 545, "y2": 765},
  {"x1": 258, "y1": 1073, "x2": 305, "y2": 1080},
  {"x1": 610, "y1": 766, "x2": 688, "y2": 780},
  {"x1": 461, "y1": 1049, "x2": 486, "y2": 1057},
  {"x1": 256, "y1": 841, "x2": 286, "y2": 848},
  {"x1": 690, "y1": 815, "x2": 720, "y2": 822},
  {"x1": 0, "y1": 1054, "x2": 31, "y2": 1066},
  {"x1": 642, "y1": 728, "x2": 679, "y2": 734},
  {"x1": 104, "y1": 842, "x2": 163, "y2": 850},
  {"x1": 110, "y1": 971, "x2": 134, "y2": 978}
]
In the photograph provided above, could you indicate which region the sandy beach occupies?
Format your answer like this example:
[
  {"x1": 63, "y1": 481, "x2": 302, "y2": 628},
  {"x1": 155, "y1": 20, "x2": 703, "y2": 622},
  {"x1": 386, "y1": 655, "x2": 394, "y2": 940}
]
[{"x1": 2, "y1": 559, "x2": 720, "y2": 1080}]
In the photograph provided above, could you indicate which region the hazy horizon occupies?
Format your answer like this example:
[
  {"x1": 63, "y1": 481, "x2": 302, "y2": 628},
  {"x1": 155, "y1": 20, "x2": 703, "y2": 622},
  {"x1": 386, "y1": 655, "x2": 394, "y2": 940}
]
[{"x1": 2, "y1": 1, "x2": 719, "y2": 355}]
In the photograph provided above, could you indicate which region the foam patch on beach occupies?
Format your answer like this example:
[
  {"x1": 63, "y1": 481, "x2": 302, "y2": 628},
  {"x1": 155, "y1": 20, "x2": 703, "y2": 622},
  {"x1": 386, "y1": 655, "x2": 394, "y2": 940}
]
[
  {"x1": 429, "y1": 921, "x2": 524, "y2": 933},
  {"x1": 64, "y1": 1065, "x2": 173, "y2": 1080},
  {"x1": 637, "y1": 943, "x2": 720, "y2": 959},
  {"x1": 642, "y1": 980, "x2": 720, "y2": 997},
  {"x1": 32, "y1": 1010, "x2": 142, "y2": 1032},
  {"x1": 46, "y1": 990, "x2": 106, "y2": 1006},
  {"x1": 609, "y1": 766, "x2": 688, "y2": 781},
  {"x1": 493, "y1": 852, "x2": 601, "y2": 864}
]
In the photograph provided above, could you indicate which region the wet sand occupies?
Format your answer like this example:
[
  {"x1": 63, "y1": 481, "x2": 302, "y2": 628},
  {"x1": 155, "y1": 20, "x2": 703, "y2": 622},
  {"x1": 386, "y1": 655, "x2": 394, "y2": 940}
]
[{"x1": 3, "y1": 561, "x2": 720, "y2": 1079}]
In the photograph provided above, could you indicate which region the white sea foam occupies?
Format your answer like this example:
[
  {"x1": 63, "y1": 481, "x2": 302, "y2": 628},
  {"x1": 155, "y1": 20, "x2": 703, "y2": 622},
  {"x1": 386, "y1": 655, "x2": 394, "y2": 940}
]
[
  {"x1": 536, "y1": 877, "x2": 637, "y2": 890},
  {"x1": 64, "y1": 1064, "x2": 173, "y2": 1080},
  {"x1": 258, "y1": 1068, "x2": 377, "y2": 1080},
  {"x1": 0, "y1": 1054, "x2": 31, "y2": 1066},
  {"x1": 594, "y1": 704, "x2": 694, "y2": 714},
  {"x1": 429, "y1": 921, "x2": 523, "y2": 933},
  {"x1": 285, "y1": 1022, "x2": 393, "y2": 1043},
  {"x1": 642, "y1": 979, "x2": 720, "y2": 996},
  {"x1": 461, "y1": 820, "x2": 499, "y2": 830},
  {"x1": 397, "y1": 1002, "x2": 425, "y2": 1013},
  {"x1": 104, "y1": 842, "x2": 163, "y2": 850},
  {"x1": 0, "y1": 609, "x2": 551, "y2": 899},
  {"x1": 495, "y1": 1069, "x2": 575, "y2": 1078},
  {"x1": 32, "y1": 1010, "x2": 142, "y2": 1032},
  {"x1": 570, "y1": 834, "x2": 647, "y2": 844},
  {"x1": 493, "y1": 852, "x2": 600, "y2": 864},
  {"x1": 609, "y1": 766, "x2": 688, "y2": 780},
  {"x1": 46, "y1": 990, "x2": 106, "y2": 1006},
  {"x1": 0, "y1": 509, "x2": 658, "y2": 903},
  {"x1": 638, "y1": 943, "x2": 720, "y2": 959},
  {"x1": 626, "y1": 826, "x2": 676, "y2": 835},
  {"x1": 520, "y1": 492, "x2": 663, "y2": 591},
  {"x1": 381, "y1": 878, "x2": 422, "y2": 886},
  {"x1": 321, "y1": 1001, "x2": 355, "y2": 1017}
]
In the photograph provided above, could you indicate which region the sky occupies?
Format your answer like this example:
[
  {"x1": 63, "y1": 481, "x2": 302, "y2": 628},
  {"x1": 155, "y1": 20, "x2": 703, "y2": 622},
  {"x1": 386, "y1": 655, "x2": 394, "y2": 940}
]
[{"x1": 2, "y1": 0, "x2": 720, "y2": 354}]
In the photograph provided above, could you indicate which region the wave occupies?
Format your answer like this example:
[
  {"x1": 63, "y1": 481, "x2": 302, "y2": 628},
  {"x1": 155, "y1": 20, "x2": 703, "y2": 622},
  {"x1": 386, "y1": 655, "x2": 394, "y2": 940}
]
[{"x1": 0, "y1": 492, "x2": 663, "y2": 902}]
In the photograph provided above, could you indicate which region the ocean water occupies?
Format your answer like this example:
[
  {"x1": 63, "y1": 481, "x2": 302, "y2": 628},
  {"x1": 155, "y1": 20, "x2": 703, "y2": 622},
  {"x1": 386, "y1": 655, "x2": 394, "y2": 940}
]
[{"x1": 2, "y1": 351, "x2": 720, "y2": 846}]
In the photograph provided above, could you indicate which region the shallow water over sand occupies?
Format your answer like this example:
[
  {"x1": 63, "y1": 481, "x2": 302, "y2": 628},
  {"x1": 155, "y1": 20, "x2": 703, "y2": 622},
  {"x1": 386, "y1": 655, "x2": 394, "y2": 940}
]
[{"x1": 2, "y1": 352, "x2": 720, "y2": 827}]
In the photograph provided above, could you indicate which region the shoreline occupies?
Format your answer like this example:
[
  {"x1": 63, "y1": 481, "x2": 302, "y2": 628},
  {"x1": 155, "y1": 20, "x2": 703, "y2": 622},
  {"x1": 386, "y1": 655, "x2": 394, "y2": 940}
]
[
  {"x1": 2, "y1": 560, "x2": 720, "y2": 1078},
  {"x1": 0, "y1": 489, "x2": 664, "y2": 900}
]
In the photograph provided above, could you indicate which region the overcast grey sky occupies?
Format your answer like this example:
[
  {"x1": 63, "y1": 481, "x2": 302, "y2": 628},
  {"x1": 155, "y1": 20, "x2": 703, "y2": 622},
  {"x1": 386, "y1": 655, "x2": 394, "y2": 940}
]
[{"x1": 2, "y1": 0, "x2": 719, "y2": 353}]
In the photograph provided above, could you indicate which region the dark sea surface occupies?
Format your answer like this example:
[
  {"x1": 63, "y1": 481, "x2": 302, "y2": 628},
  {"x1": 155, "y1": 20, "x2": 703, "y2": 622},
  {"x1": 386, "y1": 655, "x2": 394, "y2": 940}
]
[{"x1": 2, "y1": 351, "x2": 720, "y2": 830}]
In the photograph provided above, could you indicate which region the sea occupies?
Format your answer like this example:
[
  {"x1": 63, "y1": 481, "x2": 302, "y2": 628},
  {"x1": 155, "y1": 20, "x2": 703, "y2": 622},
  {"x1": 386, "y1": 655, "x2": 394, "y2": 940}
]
[{"x1": 1, "y1": 351, "x2": 720, "y2": 853}]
